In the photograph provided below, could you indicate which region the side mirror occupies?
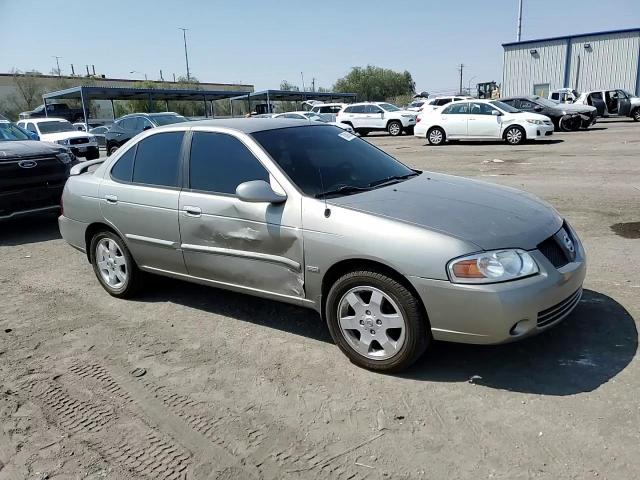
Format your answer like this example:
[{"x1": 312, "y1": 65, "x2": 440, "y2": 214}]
[
  {"x1": 534, "y1": 105, "x2": 543, "y2": 112},
  {"x1": 236, "y1": 180, "x2": 287, "y2": 204},
  {"x1": 491, "y1": 110, "x2": 502, "y2": 116}
]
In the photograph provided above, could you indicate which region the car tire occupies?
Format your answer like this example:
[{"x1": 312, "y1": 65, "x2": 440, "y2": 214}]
[
  {"x1": 427, "y1": 127, "x2": 445, "y2": 145},
  {"x1": 387, "y1": 120, "x2": 402, "y2": 136},
  {"x1": 504, "y1": 125, "x2": 525, "y2": 145},
  {"x1": 108, "y1": 146, "x2": 119, "y2": 156},
  {"x1": 405, "y1": 126, "x2": 415, "y2": 135},
  {"x1": 357, "y1": 129, "x2": 369, "y2": 137},
  {"x1": 86, "y1": 151, "x2": 100, "y2": 161},
  {"x1": 632, "y1": 108, "x2": 640, "y2": 122},
  {"x1": 90, "y1": 231, "x2": 141, "y2": 298},
  {"x1": 325, "y1": 269, "x2": 430, "y2": 372}
]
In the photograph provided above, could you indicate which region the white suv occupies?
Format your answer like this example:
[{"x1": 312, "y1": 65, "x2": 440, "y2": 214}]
[
  {"x1": 17, "y1": 117, "x2": 100, "y2": 160},
  {"x1": 336, "y1": 102, "x2": 417, "y2": 136}
]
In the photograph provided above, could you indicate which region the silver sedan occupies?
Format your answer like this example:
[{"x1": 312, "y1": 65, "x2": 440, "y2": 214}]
[{"x1": 59, "y1": 119, "x2": 586, "y2": 372}]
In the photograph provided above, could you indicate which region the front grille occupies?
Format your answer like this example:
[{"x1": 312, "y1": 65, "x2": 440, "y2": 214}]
[
  {"x1": 70, "y1": 137, "x2": 89, "y2": 145},
  {"x1": 537, "y1": 235, "x2": 569, "y2": 268},
  {"x1": 537, "y1": 289, "x2": 582, "y2": 327}
]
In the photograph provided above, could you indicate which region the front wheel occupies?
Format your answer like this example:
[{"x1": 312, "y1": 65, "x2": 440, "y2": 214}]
[
  {"x1": 108, "y1": 145, "x2": 118, "y2": 156},
  {"x1": 387, "y1": 120, "x2": 402, "y2": 136},
  {"x1": 90, "y1": 231, "x2": 141, "y2": 298},
  {"x1": 325, "y1": 270, "x2": 430, "y2": 372},
  {"x1": 632, "y1": 108, "x2": 640, "y2": 122},
  {"x1": 504, "y1": 125, "x2": 525, "y2": 145}
]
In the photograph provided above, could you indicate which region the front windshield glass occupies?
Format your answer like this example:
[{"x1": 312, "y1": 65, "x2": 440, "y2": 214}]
[
  {"x1": 490, "y1": 101, "x2": 520, "y2": 113},
  {"x1": 378, "y1": 103, "x2": 401, "y2": 112},
  {"x1": 252, "y1": 125, "x2": 416, "y2": 197},
  {"x1": 303, "y1": 112, "x2": 328, "y2": 123},
  {"x1": 37, "y1": 120, "x2": 75, "y2": 133},
  {"x1": 151, "y1": 114, "x2": 188, "y2": 126},
  {"x1": 621, "y1": 90, "x2": 636, "y2": 98},
  {"x1": 0, "y1": 122, "x2": 31, "y2": 141},
  {"x1": 535, "y1": 97, "x2": 559, "y2": 108}
]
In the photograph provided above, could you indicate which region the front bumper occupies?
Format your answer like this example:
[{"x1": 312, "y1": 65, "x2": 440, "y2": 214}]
[
  {"x1": 408, "y1": 239, "x2": 586, "y2": 345},
  {"x1": 526, "y1": 123, "x2": 555, "y2": 140},
  {"x1": 69, "y1": 145, "x2": 99, "y2": 158},
  {"x1": 0, "y1": 184, "x2": 64, "y2": 220}
]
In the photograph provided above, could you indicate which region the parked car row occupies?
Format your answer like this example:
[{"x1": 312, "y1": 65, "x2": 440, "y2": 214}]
[{"x1": 16, "y1": 118, "x2": 100, "y2": 159}]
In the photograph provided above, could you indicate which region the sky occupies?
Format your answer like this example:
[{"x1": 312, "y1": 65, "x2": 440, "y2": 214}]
[{"x1": 1, "y1": 0, "x2": 639, "y2": 94}]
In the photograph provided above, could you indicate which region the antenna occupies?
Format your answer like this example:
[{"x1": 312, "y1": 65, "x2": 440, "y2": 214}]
[{"x1": 318, "y1": 168, "x2": 330, "y2": 218}]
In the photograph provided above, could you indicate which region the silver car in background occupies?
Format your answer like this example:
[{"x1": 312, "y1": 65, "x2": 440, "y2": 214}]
[{"x1": 59, "y1": 119, "x2": 586, "y2": 372}]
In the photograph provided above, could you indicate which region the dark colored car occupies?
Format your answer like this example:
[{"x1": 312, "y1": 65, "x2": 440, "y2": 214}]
[
  {"x1": 500, "y1": 96, "x2": 597, "y2": 131},
  {"x1": 19, "y1": 103, "x2": 84, "y2": 123},
  {"x1": 105, "y1": 112, "x2": 187, "y2": 155},
  {"x1": 89, "y1": 125, "x2": 109, "y2": 147},
  {"x1": 0, "y1": 122, "x2": 76, "y2": 220}
]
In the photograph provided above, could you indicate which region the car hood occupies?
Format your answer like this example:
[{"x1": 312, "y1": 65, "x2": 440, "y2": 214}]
[
  {"x1": 509, "y1": 112, "x2": 550, "y2": 122},
  {"x1": 328, "y1": 173, "x2": 562, "y2": 251},
  {"x1": 0, "y1": 140, "x2": 64, "y2": 158},
  {"x1": 559, "y1": 103, "x2": 597, "y2": 113},
  {"x1": 40, "y1": 131, "x2": 92, "y2": 142}
]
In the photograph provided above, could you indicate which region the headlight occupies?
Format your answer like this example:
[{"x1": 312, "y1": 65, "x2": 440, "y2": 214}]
[
  {"x1": 447, "y1": 249, "x2": 538, "y2": 284},
  {"x1": 56, "y1": 139, "x2": 70, "y2": 145},
  {"x1": 561, "y1": 111, "x2": 567, "y2": 116},
  {"x1": 56, "y1": 152, "x2": 73, "y2": 164},
  {"x1": 526, "y1": 119, "x2": 544, "y2": 125}
]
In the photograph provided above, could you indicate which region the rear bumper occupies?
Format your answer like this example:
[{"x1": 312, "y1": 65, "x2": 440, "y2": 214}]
[
  {"x1": 58, "y1": 215, "x2": 88, "y2": 253},
  {"x1": 0, "y1": 184, "x2": 64, "y2": 220}
]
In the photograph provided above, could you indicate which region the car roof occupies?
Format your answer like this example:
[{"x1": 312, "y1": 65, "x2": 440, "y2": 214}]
[
  {"x1": 26, "y1": 117, "x2": 69, "y2": 123},
  {"x1": 118, "y1": 112, "x2": 182, "y2": 119},
  {"x1": 159, "y1": 118, "x2": 320, "y2": 134},
  {"x1": 500, "y1": 95, "x2": 538, "y2": 101}
]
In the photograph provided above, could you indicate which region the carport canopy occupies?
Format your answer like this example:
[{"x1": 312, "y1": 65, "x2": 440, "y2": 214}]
[
  {"x1": 230, "y1": 89, "x2": 357, "y2": 113},
  {"x1": 42, "y1": 85, "x2": 253, "y2": 124}
]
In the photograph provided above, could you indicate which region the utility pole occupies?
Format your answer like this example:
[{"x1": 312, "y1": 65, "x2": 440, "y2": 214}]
[
  {"x1": 458, "y1": 64, "x2": 464, "y2": 94},
  {"x1": 53, "y1": 56, "x2": 62, "y2": 76},
  {"x1": 301, "y1": 72, "x2": 306, "y2": 92},
  {"x1": 311, "y1": 77, "x2": 316, "y2": 92},
  {"x1": 179, "y1": 28, "x2": 191, "y2": 82},
  {"x1": 517, "y1": 0, "x2": 523, "y2": 41}
]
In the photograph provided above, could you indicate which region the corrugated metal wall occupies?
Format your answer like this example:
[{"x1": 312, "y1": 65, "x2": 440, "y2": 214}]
[
  {"x1": 502, "y1": 30, "x2": 640, "y2": 97},
  {"x1": 568, "y1": 32, "x2": 640, "y2": 93},
  {"x1": 502, "y1": 40, "x2": 567, "y2": 96}
]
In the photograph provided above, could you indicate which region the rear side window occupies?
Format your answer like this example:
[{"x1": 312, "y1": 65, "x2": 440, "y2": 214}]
[
  {"x1": 189, "y1": 132, "x2": 269, "y2": 194},
  {"x1": 442, "y1": 103, "x2": 469, "y2": 114},
  {"x1": 132, "y1": 131, "x2": 184, "y2": 187},
  {"x1": 110, "y1": 146, "x2": 136, "y2": 182},
  {"x1": 343, "y1": 106, "x2": 354, "y2": 113}
]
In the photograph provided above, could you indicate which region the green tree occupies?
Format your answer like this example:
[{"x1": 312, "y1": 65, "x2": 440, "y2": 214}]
[{"x1": 333, "y1": 65, "x2": 415, "y2": 102}]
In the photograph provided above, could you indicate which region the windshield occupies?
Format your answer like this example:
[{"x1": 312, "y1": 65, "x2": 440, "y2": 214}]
[
  {"x1": 0, "y1": 122, "x2": 31, "y2": 141},
  {"x1": 535, "y1": 97, "x2": 559, "y2": 108},
  {"x1": 151, "y1": 114, "x2": 188, "y2": 126},
  {"x1": 303, "y1": 112, "x2": 329, "y2": 123},
  {"x1": 37, "y1": 120, "x2": 75, "y2": 133},
  {"x1": 621, "y1": 90, "x2": 636, "y2": 98},
  {"x1": 490, "y1": 101, "x2": 520, "y2": 113},
  {"x1": 252, "y1": 125, "x2": 416, "y2": 197},
  {"x1": 378, "y1": 103, "x2": 401, "y2": 112}
]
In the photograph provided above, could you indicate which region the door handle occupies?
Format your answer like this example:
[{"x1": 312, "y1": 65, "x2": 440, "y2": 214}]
[
  {"x1": 183, "y1": 206, "x2": 201, "y2": 217},
  {"x1": 104, "y1": 194, "x2": 118, "y2": 204}
]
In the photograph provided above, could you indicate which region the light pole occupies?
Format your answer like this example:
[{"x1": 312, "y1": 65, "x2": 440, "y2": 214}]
[
  {"x1": 517, "y1": 0, "x2": 523, "y2": 41},
  {"x1": 52, "y1": 56, "x2": 62, "y2": 76},
  {"x1": 130, "y1": 70, "x2": 147, "y2": 81},
  {"x1": 179, "y1": 27, "x2": 191, "y2": 82}
]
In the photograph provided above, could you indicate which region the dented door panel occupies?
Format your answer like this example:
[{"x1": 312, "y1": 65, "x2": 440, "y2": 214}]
[{"x1": 179, "y1": 191, "x2": 305, "y2": 297}]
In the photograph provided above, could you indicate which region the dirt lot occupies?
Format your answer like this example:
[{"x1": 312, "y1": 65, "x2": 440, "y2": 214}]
[{"x1": 1, "y1": 119, "x2": 638, "y2": 480}]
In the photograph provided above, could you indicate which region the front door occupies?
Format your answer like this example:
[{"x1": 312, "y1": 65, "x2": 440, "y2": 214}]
[
  {"x1": 365, "y1": 104, "x2": 386, "y2": 129},
  {"x1": 178, "y1": 130, "x2": 305, "y2": 298},
  {"x1": 467, "y1": 102, "x2": 502, "y2": 138},
  {"x1": 440, "y1": 102, "x2": 469, "y2": 137},
  {"x1": 616, "y1": 90, "x2": 632, "y2": 116},
  {"x1": 99, "y1": 131, "x2": 187, "y2": 274}
]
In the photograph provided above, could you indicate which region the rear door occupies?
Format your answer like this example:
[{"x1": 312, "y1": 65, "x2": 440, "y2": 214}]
[
  {"x1": 440, "y1": 102, "x2": 469, "y2": 137},
  {"x1": 99, "y1": 130, "x2": 187, "y2": 274},
  {"x1": 588, "y1": 92, "x2": 606, "y2": 116},
  {"x1": 349, "y1": 105, "x2": 368, "y2": 128},
  {"x1": 178, "y1": 130, "x2": 304, "y2": 297}
]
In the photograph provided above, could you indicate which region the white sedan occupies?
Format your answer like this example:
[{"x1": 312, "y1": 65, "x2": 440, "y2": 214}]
[
  {"x1": 273, "y1": 111, "x2": 355, "y2": 134},
  {"x1": 414, "y1": 99, "x2": 554, "y2": 145}
]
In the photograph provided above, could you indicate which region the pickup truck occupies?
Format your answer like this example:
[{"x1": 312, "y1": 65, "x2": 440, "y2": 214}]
[{"x1": 19, "y1": 103, "x2": 84, "y2": 122}]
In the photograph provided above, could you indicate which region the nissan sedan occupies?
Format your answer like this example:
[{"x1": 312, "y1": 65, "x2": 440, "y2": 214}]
[{"x1": 59, "y1": 119, "x2": 586, "y2": 372}]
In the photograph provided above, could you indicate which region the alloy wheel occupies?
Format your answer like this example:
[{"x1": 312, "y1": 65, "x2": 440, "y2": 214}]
[
  {"x1": 388, "y1": 122, "x2": 401, "y2": 136},
  {"x1": 429, "y1": 129, "x2": 443, "y2": 144},
  {"x1": 506, "y1": 128, "x2": 523, "y2": 144},
  {"x1": 337, "y1": 286, "x2": 406, "y2": 360},
  {"x1": 95, "y1": 238, "x2": 128, "y2": 289}
]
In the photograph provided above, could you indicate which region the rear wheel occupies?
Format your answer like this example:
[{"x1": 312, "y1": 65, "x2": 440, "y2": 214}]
[
  {"x1": 504, "y1": 125, "x2": 525, "y2": 145},
  {"x1": 427, "y1": 127, "x2": 445, "y2": 145},
  {"x1": 90, "y1": 231, "x2": 140, "y2": 298},
  {"x1": 325, "y1": 270, "x2": 430, "y2": 372},
  {"x1": 632, "y1": 108, "x2": 640, "y2": 122},
  {"x1": 357, "y1": 129, "x2": 369, "y2": 137},
  {"x1": 108, "y1": 145, "x2": 119, "y2": 156},
  {"x1": 387, "y1": 120, "x2": 402, "y2": 136}
]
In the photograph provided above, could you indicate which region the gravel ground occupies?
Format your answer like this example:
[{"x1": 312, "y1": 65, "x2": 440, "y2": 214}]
[{"x1": 0, "y1": 119, "x2": 638, "y2": 480}]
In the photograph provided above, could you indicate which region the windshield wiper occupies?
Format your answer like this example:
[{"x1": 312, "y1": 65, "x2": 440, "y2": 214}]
[
  {"x1": 315, "y1": 184, "x2": 372, "y2": 198},
  {"x1": 368, "y1": 171, "x2": 420, "y2": 188}
]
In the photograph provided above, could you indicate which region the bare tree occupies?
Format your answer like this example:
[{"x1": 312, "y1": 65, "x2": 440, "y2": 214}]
[{"x1": 12, "y1": 69, "x2": 45, "y2": 110}]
